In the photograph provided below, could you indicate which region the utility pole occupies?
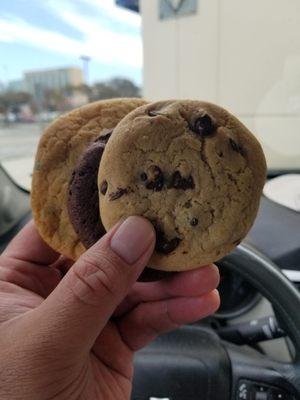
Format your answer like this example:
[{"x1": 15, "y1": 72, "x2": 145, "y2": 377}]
[{"x1": 80, "y1": 55, "x2": 91, "y2": 85}]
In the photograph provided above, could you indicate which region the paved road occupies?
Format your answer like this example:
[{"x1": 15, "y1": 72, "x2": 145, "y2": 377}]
[{"x1": 0, "y1": 122, "x2": 48, "y2": 161}]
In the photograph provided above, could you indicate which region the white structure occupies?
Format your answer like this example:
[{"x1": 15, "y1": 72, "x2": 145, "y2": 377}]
[{"x1": 140, "y1": 0, "x2": 300, "y2": 170}]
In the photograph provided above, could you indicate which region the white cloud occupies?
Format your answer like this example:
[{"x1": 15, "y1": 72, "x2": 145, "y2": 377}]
[
  {"x1": 0, "y1": 30, "x2": 15, "y2": 42},
  {"x1": 0, "y1": 16, "x2": 83, "y2": 53},
  {"x1": 45, "y1": 0, "x2": 142, "y2": 65},
  {"x1": 0, "y1": 1, "x2": 142, "y2": 69}
]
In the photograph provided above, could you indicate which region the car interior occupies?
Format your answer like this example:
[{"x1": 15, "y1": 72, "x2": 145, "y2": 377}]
[
  {"x1": 1, "y1": 0, "x2": 300, "y2": 399},
  {"x1": 1, "y1": 162, "x2": 300, "y2": 399}
]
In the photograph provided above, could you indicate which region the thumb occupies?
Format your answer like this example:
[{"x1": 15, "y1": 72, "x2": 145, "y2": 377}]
[{"x1": 36, "y1": 216, "x2": 155, "y2": 352}]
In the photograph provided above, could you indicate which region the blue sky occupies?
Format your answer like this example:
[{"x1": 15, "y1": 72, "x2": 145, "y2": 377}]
[{"x1": 0, "y1": 0, "x2": 142, "y2": 86}]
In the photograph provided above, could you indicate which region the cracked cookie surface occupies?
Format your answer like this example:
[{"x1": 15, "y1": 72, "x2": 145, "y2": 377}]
[
  {"x1": 99, "y1": 100, "x2": 267, "y2": 271},
  {"x1": 31, "y1": 98, "x2": 147, "y2": 260}
]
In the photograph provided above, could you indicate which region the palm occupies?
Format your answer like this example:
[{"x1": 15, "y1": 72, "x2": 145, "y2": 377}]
[
  {"x1": 56, "y1": 323, "x2": 134, "y2": 400},
  {"x1": 89, "y1": 325, "x2": 133, "y2": 399},
  {"x1": 0, "y1": 221, "x2": 219, "y2": 400},
  {"x1": 0, "y1": 261, "x2": 132, "y2": 399}
]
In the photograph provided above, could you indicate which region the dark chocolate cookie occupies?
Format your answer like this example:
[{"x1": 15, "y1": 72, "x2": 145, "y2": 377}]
[{"x1": 67, "y1": 139, "x2": 107, "y2": 249}]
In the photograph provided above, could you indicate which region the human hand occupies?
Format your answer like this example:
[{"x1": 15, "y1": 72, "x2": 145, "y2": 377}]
[{"x1": 0, "y1": 216, "x2": 220, "y2": 400}]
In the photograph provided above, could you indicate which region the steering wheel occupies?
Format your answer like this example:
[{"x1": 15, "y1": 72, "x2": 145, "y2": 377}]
[{"x1": 132, "y1": 244, "x2": 300, "y2": 400}]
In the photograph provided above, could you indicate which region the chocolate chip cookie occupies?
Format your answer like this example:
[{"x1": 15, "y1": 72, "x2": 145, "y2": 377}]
[
  {"x1": 31, "y1": 98, "x2": 147, "y2": 260},
  {"x1": 99, "y1": 100, "x2": 267, "y2": 271}
]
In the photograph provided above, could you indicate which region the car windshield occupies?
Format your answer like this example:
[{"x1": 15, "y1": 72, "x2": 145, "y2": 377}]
[{"x1": 0, "y1": 0, "x2": 299, "y2": 181}]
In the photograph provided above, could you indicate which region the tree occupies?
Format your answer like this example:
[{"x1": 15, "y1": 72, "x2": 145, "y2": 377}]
[
  {"x1": 0, "y1": 91, "x2": 32, "y2": 115},
  {"x1": 0, "y1": 77, "x2": 142, "y2": 118},
  {"x1": 42, "y1": 88, "x2": 66, "y2": 112},
  {"x1": 90, "y1": 78, "x2": 141, "y2": 101},
  {"x1": 64, "y1": 84, "x2": 92, "y2": 98},
  {"x1": 109, "y1": 78, "x2": 141, "y2": 98}
]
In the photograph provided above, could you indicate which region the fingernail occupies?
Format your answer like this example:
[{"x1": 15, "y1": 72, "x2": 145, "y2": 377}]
[{"x1": 110, "y1": 216, "x2": 155, "y2": 264}]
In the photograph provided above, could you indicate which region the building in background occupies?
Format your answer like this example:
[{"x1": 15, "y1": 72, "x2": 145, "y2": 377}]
[
  {"x1": 118, "y1": 0, "x2": 300, "y2": 170},
  {"x1": 1, "y1": 67, "x2": 86, "y2": 120},
  {"x1": 24, "y1": 67, "x2": 84, "y2": 97}
]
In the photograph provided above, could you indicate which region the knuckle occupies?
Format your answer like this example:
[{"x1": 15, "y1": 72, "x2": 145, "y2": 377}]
[
  {"x1": 135, "y1": 303, "x2": 161, "y2": 336},
  {"x1": 68, "y1": 252, "x2": 124, "y2": 306},
  {"x1": 201, "y1": 265, "x2": 220, "y2": 292},
  {"x1": 164, "y1": 303, "x2": 180, "y2": 329},
  {"x1": 134, "y1": 302, "x2": 179, "y2": 336},
  {"x1": 210, "y1": 264, "x2": 220, "y2": 285}
]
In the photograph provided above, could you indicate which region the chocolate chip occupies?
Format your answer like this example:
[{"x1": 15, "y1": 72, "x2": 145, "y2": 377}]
[
  {"x1": 229, "y1": 138, "x2": 244, "y2": 155},
  {"x1": 229, "y1": 138, "x2": 239, "y2": 151},
  {"x1": 100, "y1": 180, "x2": 108, "y2": 195},
  {"x1": 156, "y1": 233, "x2": 181, "y2": 254},
  {"x1": 159, "y1": 237, "x2": 181, "y2": 254},
  {"x1": 186, "y1": 176, "x2": 194, "y2": 189},
  {"x1": 190, "y1": 218, "x2": 198, "y2": 226},
  {"x1": 152, "y1": 224, "x2": 181, "y2": 254},
  {"x1": 140, "y1": 172, "x2": 147, "y2": 181},
  {"x1": 148, "y1": 180, "x2": 164, "y2": 191},
  {"x1": 170, "y1": 171, "x2": 181, "y2": 188},
  {"x1": 192, "y1": 114, "x2": 215, "y2": 137},
  {"x1": 145, "y1": 165, "x2": 164, "y2": 191},
  {"x1": 170, "y1": 171, "x2": 195, "y2": 190},
  {"x1": 109, "y1": 188, "x2": 128, "y2": 200},
  {"x1": 184, "y1": 200, "x2": 192, "y2": 208},
  {"x1": 148, "y1": 110, "x2": 160, "y2": 117}
]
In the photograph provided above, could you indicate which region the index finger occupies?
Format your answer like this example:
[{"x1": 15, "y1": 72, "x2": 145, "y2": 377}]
[{"x1": 3, "y1": 220, "x2": 59, "y2": 265}]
